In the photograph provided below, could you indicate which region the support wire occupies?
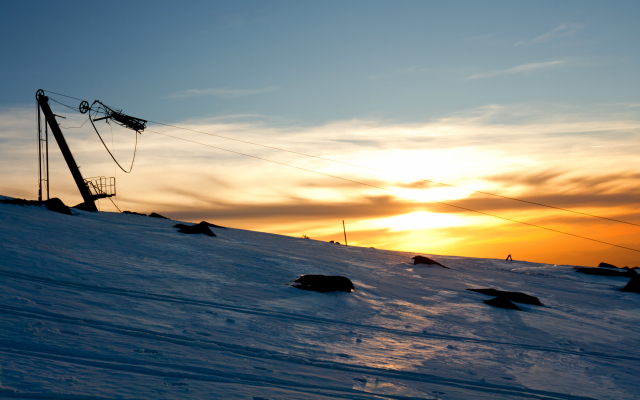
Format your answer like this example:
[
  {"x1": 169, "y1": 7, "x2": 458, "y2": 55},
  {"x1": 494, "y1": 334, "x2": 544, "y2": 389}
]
[
  {"x1": 147, "y1": 120, "x2": 640, "y2": 228},
  {"x1": 146, "y1": 128, "x2": 640, "y2": 254}
]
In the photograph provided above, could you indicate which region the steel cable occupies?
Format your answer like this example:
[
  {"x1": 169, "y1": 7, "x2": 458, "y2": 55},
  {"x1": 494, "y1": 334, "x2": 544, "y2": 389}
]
[
  {"x1": 146, "y1": 120, "x2": 640, "y2": 228},
  {"x1": 147, "y1": 129, "x2": 640, "y2": 254}
]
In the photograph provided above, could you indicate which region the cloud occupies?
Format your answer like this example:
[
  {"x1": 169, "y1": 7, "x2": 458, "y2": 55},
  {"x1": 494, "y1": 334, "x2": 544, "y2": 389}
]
[
  {"x1": 484, "y1": 169, "x2": 567, "y2": 187},
  {"x1": 484, "y1": 168, "x2": 640, "y2": 195},
  {"x1": 164, "y1": 194, "x2": 419, "y2": 222},
  {"x1": 437, "y1": 192, "x2": 640, "y2": 215},
  {"x1": 2, "y1": 102, "x2": 640, "y2": 266},
  {"x1": 515, "y1": 23, "x2": 584, "y2": 46},
  {"x1": 166, "y1": 86, "x2": 278, "y2": 99},
  {"x1": 468, "y1": 61, "x2": 565, "y2": 80}
]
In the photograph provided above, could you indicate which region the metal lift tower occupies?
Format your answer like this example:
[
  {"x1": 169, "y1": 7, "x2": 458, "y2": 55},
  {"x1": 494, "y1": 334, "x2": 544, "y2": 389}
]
[{"x1": 36, "y1": 89, "x2": 116, "y2": 211}]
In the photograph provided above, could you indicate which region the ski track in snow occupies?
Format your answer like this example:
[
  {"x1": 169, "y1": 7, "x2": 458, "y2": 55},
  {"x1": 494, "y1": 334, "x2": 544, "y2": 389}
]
[
  {"x1": 0, "y1": 269, "x2": 636, "y2": 362},
  {"x1": 0, "y1": 303, "x2": 605, "y2": 400},
  {"x1": 0, "y1": 199, "x2": 639, "y2": 399}
]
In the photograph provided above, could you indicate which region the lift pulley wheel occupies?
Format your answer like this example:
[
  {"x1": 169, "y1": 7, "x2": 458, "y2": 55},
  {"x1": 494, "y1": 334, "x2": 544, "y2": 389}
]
[{"x1": 79, "y1": 101, "x2": 90, "y2": 114}]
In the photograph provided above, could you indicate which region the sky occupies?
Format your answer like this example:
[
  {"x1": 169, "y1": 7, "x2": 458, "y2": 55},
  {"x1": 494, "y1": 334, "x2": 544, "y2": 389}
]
[{"x1": 1, "y1": 0, "x2": 639, "y2": 267}]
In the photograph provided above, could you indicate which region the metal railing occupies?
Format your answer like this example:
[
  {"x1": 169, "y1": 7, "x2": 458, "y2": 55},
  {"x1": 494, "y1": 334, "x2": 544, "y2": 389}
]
[{"x1": 84, "y1": 176, "x2": 116, "y2": 198}]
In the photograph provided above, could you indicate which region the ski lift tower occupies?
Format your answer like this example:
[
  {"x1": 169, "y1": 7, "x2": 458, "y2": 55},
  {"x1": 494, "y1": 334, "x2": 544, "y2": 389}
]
[{"x1": 36, "y1": 89, "x2": 116, "y2": 211}]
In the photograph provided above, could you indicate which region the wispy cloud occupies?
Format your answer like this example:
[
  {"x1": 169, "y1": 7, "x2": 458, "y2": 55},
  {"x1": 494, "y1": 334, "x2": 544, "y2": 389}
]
[
  {"x1": 516, "y1": 23, "x2": 584, "y2": 46},
  {"x1": 2, "y1": 102, "x2": 640, "y2": 266},
  {"x1": 166, "y1": 86, "x2": 278, "y2": 99},
  {"x1": 468, "y1": 61, "x2": 565, "y2": 80}
]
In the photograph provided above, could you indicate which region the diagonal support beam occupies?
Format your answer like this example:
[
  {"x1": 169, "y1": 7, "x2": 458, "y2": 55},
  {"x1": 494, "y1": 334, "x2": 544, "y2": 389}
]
[{"x1": 37, "y1": 95, "x2": 97, "y2": 211}]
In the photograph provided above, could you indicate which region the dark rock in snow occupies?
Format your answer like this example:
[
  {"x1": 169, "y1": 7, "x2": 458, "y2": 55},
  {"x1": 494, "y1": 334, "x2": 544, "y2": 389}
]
[
  {"x1": 148, "y1": 212, "x2": 169, "y2": 219},
  {"x1": 575, "y1": 267, "x2": 636, "y2": 278},
  {"x1": 622, "y1": 277, "x2": 640, "y2": 293},
  {"x1": 598, "y1": 262, "x2": 637, "y2": 270},
  {"x1": 123, "y1": 211, "x2": 147, "y2": 216},
  {"x1": 73, "y1": 202, "x2": 96, "y2": 212},
  {"x1": 412, "y1": 256, "x2": 449, "y2": 269},
  {"x1": 173, "y1": 222, "x2": 216, "y2": 237},
  {"x1": 0, "y1": 198, "x2": 28, "y2": 206},
  {"x1": 44, "y1": 198, "x2": 72, "y2": 215},
  {"x1": 0, "y1": 197, "x2": 72, "y2": 215},
  {"x1": 467, "y1": 288, "x2": 542, "y2": 306},
  {"x1": 484, "y1": 296, "x2": 521, "y2": 311},
  {"x1": 291, "y1": 275, "x2": 354, "y2": 293},
  {"x1": 0, "y1": 198, "x2": 45, "y2": 207},
  {"x1": 200, "y1": 221, "x2": 226, "y2": 229}
]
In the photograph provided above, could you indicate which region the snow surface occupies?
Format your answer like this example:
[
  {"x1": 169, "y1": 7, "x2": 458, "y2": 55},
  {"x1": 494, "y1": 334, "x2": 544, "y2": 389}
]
[{"x1": 0, "y1": 197, "x2": 639, "y2": 399}]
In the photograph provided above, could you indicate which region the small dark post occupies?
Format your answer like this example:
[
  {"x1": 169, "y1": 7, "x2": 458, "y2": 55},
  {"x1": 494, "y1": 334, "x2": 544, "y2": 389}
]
[
  {"x1": 506, "y1": 254, "x2": 513, "y2": 261},
  {"x1": 37, "y1": 102, "x2": 42, "y2": 201},
  {"x1": 343, "y1": 220, "x2": 348, "y2": 246},
  {"x1": 37, "y1": 103, "x2": 50, "y2": 201}
]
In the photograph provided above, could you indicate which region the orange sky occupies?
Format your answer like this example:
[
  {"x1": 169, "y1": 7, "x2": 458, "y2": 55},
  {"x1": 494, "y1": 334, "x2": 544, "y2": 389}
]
[{"x1": 2, "y1": 103, "x2": 639, "y2": 268}]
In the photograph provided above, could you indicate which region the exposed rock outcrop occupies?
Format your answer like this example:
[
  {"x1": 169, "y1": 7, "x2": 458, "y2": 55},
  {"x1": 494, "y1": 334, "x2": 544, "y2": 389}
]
[
  {"x1": 173, "y1": 222, "x2": 216, "y2": 237},
  {"x1": 575, "y1": 267, "x2": 636, "y2": 278},
  {"x1": 1, "y1": 197, "x2": 72, "y2": 215},
  {"x1": 467, "y1": 288, "x2": 542, "y2": 306},
  {"x1": 200, "y1": 221, "x2": 226, "y2": 229},
  {"x1": 149, "y1": 212, "x2": 169, "y2": 219},
  {"x1": 484, "y1": 296, "x2": 521, "y2": 311},
  {"x1": 123, "y1": 211, "x2": 147, "y2": 216},
  {"x1": 412, "y1": 256, "x2": 449, "y2": 269},
  {"x1": 598, "y1": 262, "x2": 637, "y2": 270},
  {"x1": 621, "y1": 277, "x2": 640, "y2": 294},
  {"x1": 291, "y1": 275, "x2": 354, "y2": 293}
]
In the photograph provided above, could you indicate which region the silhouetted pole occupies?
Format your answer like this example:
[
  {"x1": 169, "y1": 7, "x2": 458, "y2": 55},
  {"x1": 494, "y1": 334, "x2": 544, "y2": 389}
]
[
  {"x1": 36, "y1": 91, "x2": 97, "y2": 211},
  {"x1": 343, "y1": 220, "x2": 348, "y2": 246}
]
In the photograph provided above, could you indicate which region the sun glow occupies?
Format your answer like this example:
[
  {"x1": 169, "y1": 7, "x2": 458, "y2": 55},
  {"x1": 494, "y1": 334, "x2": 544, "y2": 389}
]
[{"x1": 355, "y1": 211, "x2": 469, "y2": 232}]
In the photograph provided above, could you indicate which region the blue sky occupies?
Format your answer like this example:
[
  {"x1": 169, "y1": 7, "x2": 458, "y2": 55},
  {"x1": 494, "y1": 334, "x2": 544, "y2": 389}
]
[
  {"x1": 1, "y1": 0, "x2": 638, "y2": 124},
  {"x1": 1, "y1": 1, "x2": 640, "y2": 266}
]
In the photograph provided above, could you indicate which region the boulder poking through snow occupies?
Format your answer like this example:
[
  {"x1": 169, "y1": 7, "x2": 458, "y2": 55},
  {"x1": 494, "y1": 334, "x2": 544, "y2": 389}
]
[
  {"x1": 575, "y1": 267, "x2": 636, "y2": 278},
  {"x1": 43, "y1": 198, "x2": 73, "y2": 215},
  {"x1": 598, "y1": 262, "x2": 637, "y2": 270},
  {"x1": 0, "y1": 197, "x2": 72, "y2": 215},
  {"x1": 622, "y1": 277, "x2": 640, "y2": 294},
  {"x1": 123, "y1": 211, "x2": 147, "y2": 216},
  {"x1": 173, "y1": 222, "x2": 216, "y2": 237},
  {"x1": 149, "y1": 212, "x2": 168, "y2": 219},
  {"x1": 467, "y1": 288, "x2": 542, "y2": 306},
  {"x1": 412, "y1": 256, "x2": 449, "y2": 269},
  {"x1": 199, "y1": 221, "x2": 227, "y2": 229},
  {"x1": 291, "y1": 275, "x2": 354, "y2": 293},
  {"x1": 73, "y1": 202, "x2": 96, "y2": 212},
  {"x1": 484, "y1": 296, "x2": 521, "y2": 311}
]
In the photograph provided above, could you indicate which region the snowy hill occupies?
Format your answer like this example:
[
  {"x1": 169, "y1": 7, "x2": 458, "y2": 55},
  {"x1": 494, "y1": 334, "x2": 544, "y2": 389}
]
[{"x1": 1, "y1": 197, "x2": 639, "y2": 399}]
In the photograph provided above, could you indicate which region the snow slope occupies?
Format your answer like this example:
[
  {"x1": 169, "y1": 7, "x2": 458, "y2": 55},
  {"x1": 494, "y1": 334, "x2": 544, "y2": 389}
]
[{"x1": 0, "y1": 197, "x2": 639, "y2": 399}]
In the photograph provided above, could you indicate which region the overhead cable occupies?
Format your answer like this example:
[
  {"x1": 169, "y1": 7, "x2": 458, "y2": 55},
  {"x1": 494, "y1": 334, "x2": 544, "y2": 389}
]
[
  {"x1": 42, "y1": 89, "x2": 85, "y2": 102},
  {"x1": 146, "y1": 120, "x2": 640, "y2": 228},
  {"x1": 42, "y1": 90, "x2": 639, "y2": 228},
  {"x1": 89, "y1": 107, "x2": 140, "y2": 173},
  {"x1": 147, "y1": 129, "x2": 640, "y2": 254}
]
